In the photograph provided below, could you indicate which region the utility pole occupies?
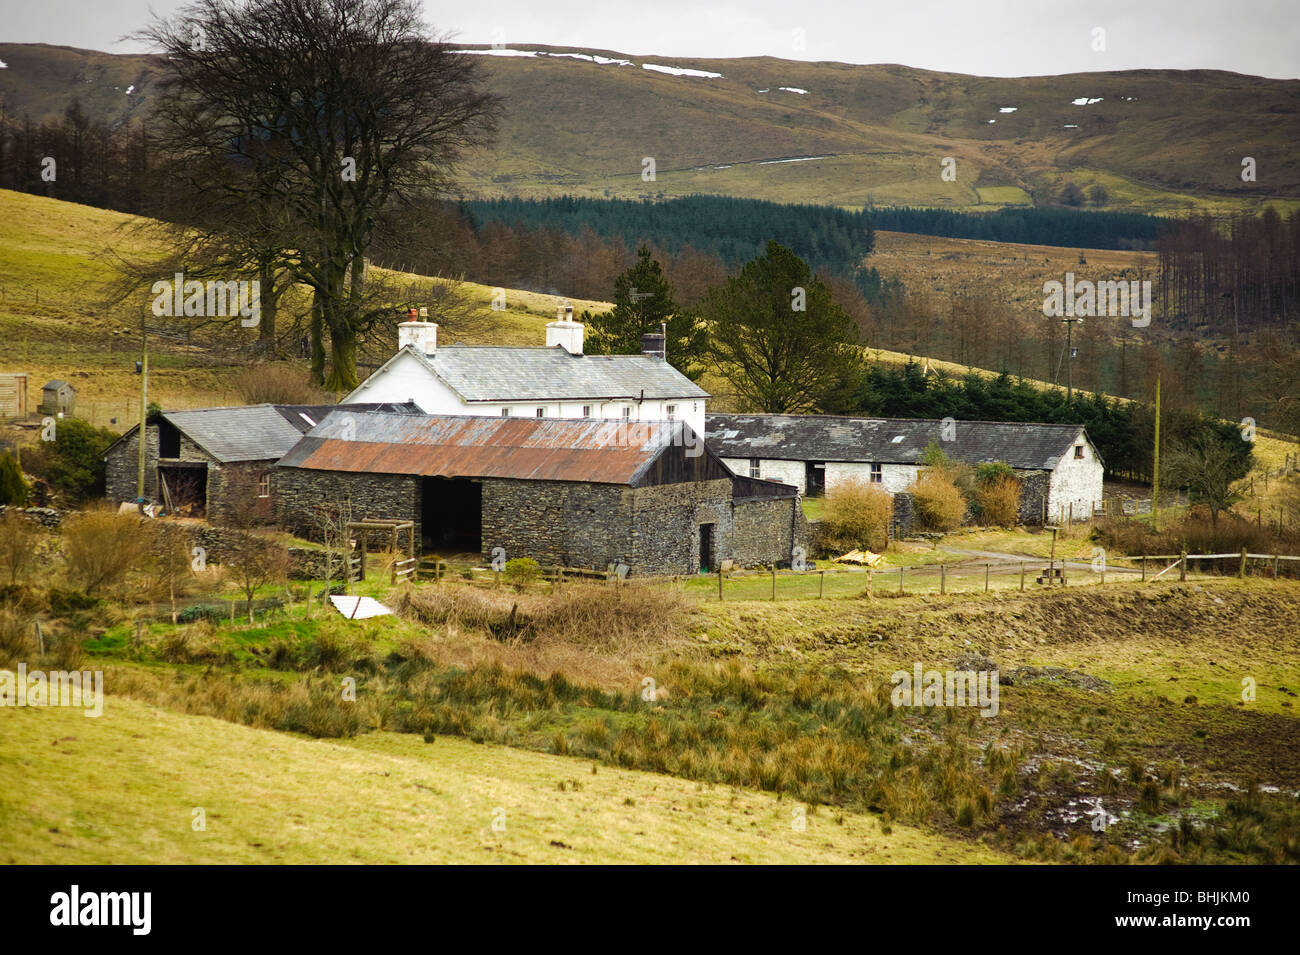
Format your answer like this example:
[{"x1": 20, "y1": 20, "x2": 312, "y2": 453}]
[
  {"x1": 1152, "y1": 374, "x2": 1161, "y2": 531},
  {"x1": 1062, "y1": 315, "x2": 1082, "y2": 402},
  {"x1": 136, "y1": 314, "x2": 149, "y2": 501}
]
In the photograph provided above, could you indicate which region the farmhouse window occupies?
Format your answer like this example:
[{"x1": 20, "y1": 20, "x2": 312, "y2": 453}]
[
  {"x1": 501, "y1": 407, "x2": 511, "y2": 416},
  {"x1": 258, "y1": 472, "x2": 271, "y2": 498},
  {"x1": 749, "y1": 457, "x2": 761, "y2": 479},
  {"x1": 871, "y1": 463, "x2": 882, "y2": 483},
  {"x1": 536, "y1": 408, "x2": 545, "y2": 418},
  {"x1": 1074, "y1": 445, "x2": 1084, "y2": 459},
  {"x1": 666, "y1": 404, "x2": 676, "y2": 420},
  {"x1": 622, "y1": 407, "x2": 632, "y2": 420},
  {"x1": 582, "y1": 405, "x2": 591, "y2": 418}
]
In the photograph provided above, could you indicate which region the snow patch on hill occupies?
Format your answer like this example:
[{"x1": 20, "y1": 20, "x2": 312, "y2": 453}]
[
  {"x1": 779, "y1": 87, "x2": 808, "y2": 94},
  {"x1": 999, "y1": 106, "x2": 1018, "y2": 113},
  {"x1": 643, "y1": 63, "x2": 723, "y2": 78},
  {"x1": 1071, "y1": 97, "x2": 1104, "y2": 105}
]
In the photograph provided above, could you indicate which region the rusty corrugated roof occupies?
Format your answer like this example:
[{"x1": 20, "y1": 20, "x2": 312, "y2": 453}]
[{"x1": 278, "y1": 411, "x2": 693, "y2": 485}]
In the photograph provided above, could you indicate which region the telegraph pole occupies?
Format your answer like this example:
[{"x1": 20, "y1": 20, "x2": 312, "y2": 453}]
[
  {"x1": 1152, "y1": 375, "x2": 1161, "y2": 530},
  {"x1": 137, "y1": 313, "x2": 149, "y2": 501},
  {"x1": 1062, "y1": 315, "x2": 1082, "y2": 402}
]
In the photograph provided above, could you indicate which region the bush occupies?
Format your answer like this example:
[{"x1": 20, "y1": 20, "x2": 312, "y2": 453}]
[
  {"x1": 501, "y1": 557, "x2": 542, "y2": 590},
  {"x1": 177, "y1": 603, "x2": 226, "y2": 624},
  {"x1": 817, "y1": 478, "x2": 891, "y2": 554},
  {"x1": 231, "y1": 363, "x2": 330, "y2": 405},
  {"x1": 21, "y1": 418, "x2": 119, "y2": 501},
  {"x1": 61, "y1": 508, "x2": 154, "y2": 595},
  {"x1": 910, "y1": 471, "x2": 965, "y2": 531},
  {"x1": 975, "y1": 475, "x2": 1022, "y2": 527},
  {"x1": 0, "y1": 511, "x2": 42, "y2": 585},
  {"x1": 0, "y1": 451, "x2": 29, "y2": 506}
]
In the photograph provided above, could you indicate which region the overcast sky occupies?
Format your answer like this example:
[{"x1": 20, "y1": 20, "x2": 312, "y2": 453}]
[{"x1": 4, "y1": 0, "x2": 1299, "y2": 79}]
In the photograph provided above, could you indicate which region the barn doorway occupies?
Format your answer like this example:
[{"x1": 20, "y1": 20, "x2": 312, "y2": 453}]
[
  {"x1": 420, "y1": 477, "x2": 481, "y2": 553},
  {"x1": 698, "y1": 522, "x2": 714, "y2": 573},
  {"x1": 158, "y1": 463, "x2": 207, "y2": 517},
  {"x1": 805, "y1": 461, "x2": 826, "y2": 497}
]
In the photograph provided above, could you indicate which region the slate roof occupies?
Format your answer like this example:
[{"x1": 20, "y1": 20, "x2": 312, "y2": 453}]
[
  {"x1": 351, "y1": 345, "x2": 709, "y2": 403},
  {"x1": 102, "y1": 402, "x2": 420, "y2": 464},
  {"x1": 706, "y1": 414, "x2": 1094, "y2": 471},
  {"x1": 279, "y1": 410, "x2": 702, "y2": 485}
]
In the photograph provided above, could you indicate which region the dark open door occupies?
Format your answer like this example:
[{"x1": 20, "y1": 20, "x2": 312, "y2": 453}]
[
  {"x1": 805, "y1": 462, "x2": 826, "y2": 497},
  {"x1": 698, "y1": 522, "x2": 714, "y2": 573}
]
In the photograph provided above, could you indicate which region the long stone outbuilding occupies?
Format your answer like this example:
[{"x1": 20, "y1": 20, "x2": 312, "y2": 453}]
[{"x1": 275, "y1": 409, "x2": 806, "y2": 576}]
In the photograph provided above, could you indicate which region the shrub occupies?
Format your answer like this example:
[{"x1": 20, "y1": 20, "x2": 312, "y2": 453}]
[
  {"x1": 0, "y1": 511, "x2": 42, "y2": 585},
  {"x1": 817, "y1": 478, "x2": 892, "y2": 554},
  {"x1": 177, "y1": 603, "x2": 226, "y2": 624},
  {"x1": 0, "y1": 451, "x2": 29, "y2": 506},
  {"x1": 231, "y1": 363, "x2": 330, "y2": 405},
  {"x1": 21, "y1": 418, "x2": 119, "y2": 501},
  {"x1": 910, "y1": 471, "x2": 965, "y2": 531},
  {"x1": 0, "y1": 600, "x2": 36, "y2": 665},
  {"x1": 501, "y1": 557, "x2": 542, "y2": 590},
  {"x1": 61, "y1": 508, "x2": 154, "y2": 595},
  {"x1": 975, "y1": 475, "x2": 1021, "y2": 527}
]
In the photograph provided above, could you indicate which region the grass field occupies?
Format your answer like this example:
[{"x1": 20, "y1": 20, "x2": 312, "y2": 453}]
[
  {"x1": 0, "y1": 189, "x2": 610, "y2": 427},
  {"x1": 0, "y1": 692, "x2": 1007, "y2": 864}
]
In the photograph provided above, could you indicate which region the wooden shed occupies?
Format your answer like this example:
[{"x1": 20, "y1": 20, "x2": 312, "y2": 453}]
[
  {"x1": 0, "y1": 373, "x2": 28, "y2": 419},
  {"x1": 40, "y1": 380, "x2": 75, "y2": 416}
]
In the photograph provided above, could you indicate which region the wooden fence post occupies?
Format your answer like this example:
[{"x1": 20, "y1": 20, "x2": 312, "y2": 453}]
[
  {"x1": 1019, "y1": 562, "x2": 1025, "y2": 591},
  {"x1": 771, "y1": 564, "x2": 776, "y2": 600},
  {"x1": 1140, "y1": 554, "x2": 1146, "y2": 581},
  {"x1": 1274, "y1": 555, "x2": 1280, "y2": 579},
  {"x1": 1179, "y1": 550, "x2": 1187, "y2": 582},
  {"x1": 984, "y1": 563, "x2": 990, "y2": 592},
  {"x1": 306, "y1": 584, "x2": 312, "y2": 618},
  {"x1": 1239, "y1": 547, "x2": 1247, "y2": 579},
  {"x1": 819, "y1": 570, "x2": 824, "y2": 599},
  {"x1": 940, "y1": 564, "x2": 946, "y2": 595},
  {"x1": 898, "y1": 566, "x2": 904, "y2": 595},
  {"x1": 717, "y1": 566, "x2": 723, "y2": 601}
]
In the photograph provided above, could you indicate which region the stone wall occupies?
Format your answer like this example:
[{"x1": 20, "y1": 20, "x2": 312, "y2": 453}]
[
  {"x1": 891, "y1": 491, "x2": 916, "y2": 536},
  {"x1": 1017, "y1": 470, "x2": 1051, "y2": 525},
  {"x1": 730, "y1": 495, "x2": 808, "y2": 567},
  {"x1": 274, "y1": 467, "x2": 421, "y2": 541},
  {"x1": 105, "y1": 426, "x2": 162, "y2": 504},
  {"x1": 480, "y1": 479, "x2": 633, "y2": 571}
]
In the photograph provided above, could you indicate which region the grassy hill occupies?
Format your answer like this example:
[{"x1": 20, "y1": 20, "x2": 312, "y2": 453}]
[
  {"x1": 3, "y1": 42, "x2": 1299, "y2": 214},
  {"x1": 0, "y1": 189, "x2": 609, "y2": 425},
  {"x1": 2, "y1": 692, "x2": 1004, "y2": 863}
]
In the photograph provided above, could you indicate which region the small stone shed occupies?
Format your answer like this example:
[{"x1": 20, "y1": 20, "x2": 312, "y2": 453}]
[{"x1": 276, "y1": 410, "x2": 806, "y2": 576}]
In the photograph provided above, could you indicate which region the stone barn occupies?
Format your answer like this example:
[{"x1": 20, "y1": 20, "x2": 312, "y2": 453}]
[
  {"x1": 276, "y1": 410, "x2": 805, "y2": 576},
  {"x1": 707, "y1": 414, "x2": 1104, "y2": 525},
  {"x1": 103, "y1": 403, "x2": 417, "y2": 522}
]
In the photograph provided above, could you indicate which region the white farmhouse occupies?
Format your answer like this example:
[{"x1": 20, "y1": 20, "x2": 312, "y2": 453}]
[
  {"x1": 343, "y1": 307, "x2": 708, "y2": 435},
  {"x1": 706, "y1": 413, "x2": 1105, "y2": 525}
]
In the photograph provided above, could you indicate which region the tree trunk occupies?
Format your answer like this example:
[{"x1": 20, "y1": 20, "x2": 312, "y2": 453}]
[
  {"x1": 258, "y1": 259, "x2": 277, "y2": 347},
  {"x1": 309, "y1": 291, "x2": 326, "y2": 386}
]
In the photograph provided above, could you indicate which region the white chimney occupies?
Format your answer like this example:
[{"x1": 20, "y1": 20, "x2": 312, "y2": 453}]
[
  {"x1": 545, "y1": 305, "x2": 584, "y2": 355},
  {"x1": 398, "y1": 320, "x2": 438, "y2": 355}
]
